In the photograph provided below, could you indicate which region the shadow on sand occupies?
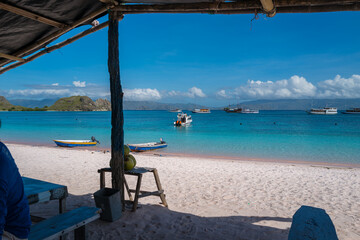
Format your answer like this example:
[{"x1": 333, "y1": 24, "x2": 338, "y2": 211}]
[{"x1": 30, "y1": 193, "x2": 292, "y2": 240}]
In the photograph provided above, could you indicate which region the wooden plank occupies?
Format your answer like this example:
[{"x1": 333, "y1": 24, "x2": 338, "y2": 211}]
[
  {"x1": 0, "y1": 52, "x2": 24, "y2": 62},
  {"x1": 29, "y1": 207, "x2": 101, "y2": 240},
  {"x1": 108, "y1": 10, "x2": 125, "y2": 208}
]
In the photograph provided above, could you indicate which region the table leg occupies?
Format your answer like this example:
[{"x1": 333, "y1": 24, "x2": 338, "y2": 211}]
[
  {"x1": 124, "y1": 177, "x2": 133, "y2": 201},
  {"x1": 100, "y1": 171, "x2": 105, "y2": 189},
  {"x1": 59, "y1": 197, "x2": 66, "y2": 214},
  {"x1": 153, "y1": 169, "x2": 168, "y2": 207},
  {"x1": 132, "y1": 174, "x2": 142, "y2": 212}
]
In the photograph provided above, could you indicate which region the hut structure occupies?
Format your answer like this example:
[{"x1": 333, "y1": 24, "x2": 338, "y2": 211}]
[{"x1": 0, "y1": 0, "x2": 360, "y2": 206}]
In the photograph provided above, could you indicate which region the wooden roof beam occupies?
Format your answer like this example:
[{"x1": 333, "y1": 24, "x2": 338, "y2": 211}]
[
  {"x1": 0, "y1": 2, "x2": 67, "y2": 29},
  {"x1": 113, "y1": 1, "x2": 360, "y2": 13},
  {"x1": 0, "y1": 52, "x2": 24, "y2": 62},
  {"x1": 260, "y1": 0, "x2": 276, "y2": 17}
]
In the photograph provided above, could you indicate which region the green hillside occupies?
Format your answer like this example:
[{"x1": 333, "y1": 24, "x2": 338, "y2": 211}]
[{"x1": 48, "y1": 96, "x2": 97, "y2": 111}]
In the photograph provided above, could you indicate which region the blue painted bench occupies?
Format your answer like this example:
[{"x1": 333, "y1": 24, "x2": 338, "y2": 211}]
[{"x1": 29, "y1": 207, "x2": 101, "y2": 240}]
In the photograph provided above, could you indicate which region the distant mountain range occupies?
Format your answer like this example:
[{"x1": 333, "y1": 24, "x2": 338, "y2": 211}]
[
  {"x1": 225, "y1": 99, "x2": 360, "y2": 110},
  {"x1": 3, "y1": 96, "x2": 360, "y2": 111}
]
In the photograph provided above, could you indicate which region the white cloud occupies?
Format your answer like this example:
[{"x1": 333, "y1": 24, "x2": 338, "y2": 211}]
[
  {"x1": 236, "y1": 76, "x2": 317, "y2": 99},
  {"x1": 124, "y1": 88, "x2": 161, "y2": 101},
  {"x1": 8, "y1": 89, "x2": 70, "y2": 96},
  {"x1": 186, "y1": 87, "x2": 206, "y2": 98},
  {"x1": 166, "y1": 87, "x2": 206, "y2": 98},
  {"x1": 52, "y1": 83, "x2": 59, "y2": 86},
  {"x1": 217, "y1": 75, "x2": 317, "y2": 99},
  {"x1": 317, "y1": 74, "x2": 360, "y2": 98},
  {"x1": 73, "y1": 81, "x2": 86, "y2": 88},
  {"x1": 216, "y1": 89, "x2": 230, "y2": 99}
]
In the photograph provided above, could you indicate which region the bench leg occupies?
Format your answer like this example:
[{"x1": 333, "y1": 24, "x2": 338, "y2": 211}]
[
  {"x1": 74, "y1": 225, "x2": 86, "y2": 240},
  {"x1": 132, "y1": 174, "x2": 142, "y2": 212},
  {"x1": 153, "y1": 169, "x2": 168, "y2": 208},
  {"x1": 124, "y1": 177, "x2": 133, "y2": 201}
]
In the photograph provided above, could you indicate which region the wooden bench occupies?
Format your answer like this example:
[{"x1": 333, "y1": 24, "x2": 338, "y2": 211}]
[
  {"x1": 98, "y1": 167, "x2": 168, "y2": 211},
  {"x1": 29, "y1": 207, "x2": 101, "y2": 240}
]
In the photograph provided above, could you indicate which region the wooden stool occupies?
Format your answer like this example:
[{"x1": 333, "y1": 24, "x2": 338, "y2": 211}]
[{"x1": 97, "y1": 167, "x2": 168, "y2": 211}]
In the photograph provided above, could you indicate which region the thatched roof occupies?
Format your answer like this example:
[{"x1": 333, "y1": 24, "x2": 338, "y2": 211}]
[{"x1": 0, "y1": 0, "x2": 359, "y2": 74}]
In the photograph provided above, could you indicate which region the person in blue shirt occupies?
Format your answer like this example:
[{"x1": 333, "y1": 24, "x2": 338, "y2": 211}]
[{"x1": 0, "y1": 142, "x2": 31, "y2": 240}]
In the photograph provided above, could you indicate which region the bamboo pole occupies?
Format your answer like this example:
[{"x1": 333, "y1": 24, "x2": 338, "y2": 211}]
[
  {"x1": 0, "y1": 6, "x2": 109, "y2": 68},
  {"x1": 0, "y1": 2, "x2": 67, "y2": 28},
  {"x1": 108, "y1": 10, "x2": 125, "y2": 208},
  {"x1": 260, "y1": 0, "x2": 276, "y2": 17},
  {"x1": 0, "y1": 53, "x2": 24, "y2": 62},
  {"x1": 0, "y1": 19, "x2": 122, "y2": 75}
]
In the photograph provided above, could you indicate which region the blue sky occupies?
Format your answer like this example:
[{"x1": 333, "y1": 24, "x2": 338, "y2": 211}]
[{"x1": 1, "y1": 11, "x2": 360, "y2": 106}]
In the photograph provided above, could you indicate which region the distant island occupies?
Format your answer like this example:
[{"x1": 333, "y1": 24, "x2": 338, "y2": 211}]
[
  {"x1": 2, "y1": 95, "x2": 360, "y2": 111},
  {"x1": 1, "y1": 95, "x2": 207, "y2": 111},
  {"x1": 0, "y1": 96, "x2": 111, "y2": 111}
]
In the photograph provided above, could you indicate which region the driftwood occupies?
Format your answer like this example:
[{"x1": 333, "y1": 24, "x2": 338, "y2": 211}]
[{"x1": 108, "y1": 10, "x2": 125, "y2": 208}]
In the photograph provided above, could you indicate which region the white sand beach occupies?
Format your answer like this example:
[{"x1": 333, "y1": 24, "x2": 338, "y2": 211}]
[{"x1": 8, "y1": 143, "x2": 360, "y2": 240}]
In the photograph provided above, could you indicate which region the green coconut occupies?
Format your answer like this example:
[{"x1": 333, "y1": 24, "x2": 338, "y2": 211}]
[
  {"x1": 124, "y1": 145, "x2": 130, "y2": 156},
  {"x1": 124, "y1": 158, "x2": 135, "y2": 171}
]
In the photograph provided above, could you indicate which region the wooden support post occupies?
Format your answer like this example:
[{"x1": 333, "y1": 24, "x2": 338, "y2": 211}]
[{"x1": 108, "y1": 10, "x2": 125, "y2": 209}]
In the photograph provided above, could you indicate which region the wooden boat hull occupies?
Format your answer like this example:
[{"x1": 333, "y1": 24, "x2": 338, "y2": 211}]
[
  {"x1": 53, "y1": 140, "x2": 97, "y2": 147},
  {"x1": 128, "y1": 142, "x2": 167, "y2": 152}
]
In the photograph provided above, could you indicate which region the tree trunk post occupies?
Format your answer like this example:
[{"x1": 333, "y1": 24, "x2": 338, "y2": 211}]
[{"x1": 108, "y1": 10, "x2": 125, "y2": 208}]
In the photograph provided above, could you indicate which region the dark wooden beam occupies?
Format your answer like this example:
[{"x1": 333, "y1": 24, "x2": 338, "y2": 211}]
[
  {"x1": 108, "y1": 10, "x2": 125, "y2": 208},
  {"x1": 0, "y1": 2, "x2": 67, "y2": 28},
  {"x1": 113, "y1": 0, "x2": 360, "y2": 13}
]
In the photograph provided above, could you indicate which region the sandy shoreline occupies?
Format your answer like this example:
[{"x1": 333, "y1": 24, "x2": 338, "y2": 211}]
[
  {"x1": 5, "y1": 140, "x2": 360, "y2": 169},
  {"x1": 6, "y1": 143, "x2": 360, "y2": 239}
]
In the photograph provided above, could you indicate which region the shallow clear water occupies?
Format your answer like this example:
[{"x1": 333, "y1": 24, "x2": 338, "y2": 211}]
[{"x1": 0, "y1": 110, "x2": 360, "y2": 164}]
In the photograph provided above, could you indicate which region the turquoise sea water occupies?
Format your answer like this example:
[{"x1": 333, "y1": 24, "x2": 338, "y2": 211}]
[{"x1": 1, "y1": 110, "x2": 360, "y2": 164}]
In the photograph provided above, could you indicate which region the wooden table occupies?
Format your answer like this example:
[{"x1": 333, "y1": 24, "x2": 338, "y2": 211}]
[
  {"x1": 23, "y1": 177, "x2": 68, "y2": 214},
  {"x1": 98, "y1": 167, "x2": 168, "y2": 212}
]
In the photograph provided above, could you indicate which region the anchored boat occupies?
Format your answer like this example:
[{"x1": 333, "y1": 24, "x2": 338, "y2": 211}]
[
  {"x1": 128, "y1": 139, "x2": 167, "y2": 152},
  {"x1": 53, "y1": 136, "x2": 99, "y2": 147},
  {"x1": 174, "y1": 112, "x2": 192, "y2": 126},
  {"x1": 192, "y1": 108, "x2": 211, "y2": 113},
  {"x1": 343, "y1": 108, "x2": 360, "y2": 114},
  {"x1": 308, "y1": 107, "x2": 338, "y2": 115}
]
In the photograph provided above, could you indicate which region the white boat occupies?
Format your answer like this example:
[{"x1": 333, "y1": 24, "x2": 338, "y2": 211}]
[
  {"x1": 169, "y1": 109, "x2": 182, "y2": 113},
  {"x1": 192, "y1": 108, "x2": 211, "y2": 113},
  {"x1": 241, "y1": 109, "x2": 259, "y2": 114},
  {"x1": 174, "y1": 112, "x2": 192, "y2": 126},
  {"x1": 308, "y1": 107, "x2": 337, "y2": 115},
  {"x1": 128, "y1": 139, "x2": 167, "y2": 152}
]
